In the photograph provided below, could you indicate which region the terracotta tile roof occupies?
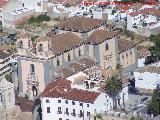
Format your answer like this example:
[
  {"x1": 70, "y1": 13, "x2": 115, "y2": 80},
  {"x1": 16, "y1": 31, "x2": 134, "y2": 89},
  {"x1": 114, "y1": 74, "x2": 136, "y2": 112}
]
[
  {"x1": 51, "y1": 32, "x2": 84, "y2": 55},
  {"x1": 17, "y1": 32, "x2": 31, "y2": 39},
  {"x1": 65, "y1": 88, "x2": 100, "y2": 103},
  {"x1": 68, "y1": 62, "x2": 86, "y2": 73},
  {"x1": 46, "y1": 31, "x2": 56, "y2": 37},
  {"x1": 54, "y1": 16, "x2": 107, "y2": 32},
  {"x1": 73, "y1": 75, "x2": 88, "y2": 85},
  {"x1": 79, "y1": 57, "x2": 96, "y2": 68},
  {"x1": 84, "y1": 67, "x2": 113, "y2": 78},
  {"x1": 87, "y1": 29, "x2": 117, "y2": 44},
  {"x1": 138, "y1": 48, "x2": 150, "y2": 58},
  {"x1": 129, "y1": 8, "x2": 160, "y2": 17},
  {"x1": 56, "y1": 58, "x2": 96, "y2": 78},
  {"x1": 115, "y1": 4, "x2": 132, "y2": 11},
  {"x1": 119, "y1": 39, "x2": 136, "y2": 53},
  {"x1": 36, "y1": 36, "x2": 52, "y2": 42},
  {"x1": 15, "y1": 95, "x2": 34, "y2": 112},
  {"x1": 0, "y1": 0, "x2": 7, "y2": 8},
  {"x1": 57, "y1": 67, "x2": 74, "y2": 78},
  {"x1": 135, "y1": 66, "x2": 160, "y2": 73},
  {"x1": 41, "y1": 78, "x2": 100, "y2": 103},
  {"x1": 41, "y1": 78, "x2": 72, "y2": 98}
]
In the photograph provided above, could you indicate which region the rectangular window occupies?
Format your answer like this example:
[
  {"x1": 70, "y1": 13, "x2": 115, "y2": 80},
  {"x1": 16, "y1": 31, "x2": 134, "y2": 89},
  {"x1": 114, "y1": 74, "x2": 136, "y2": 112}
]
[
  {"x1": 80, "y1": 103, "x2": 83, "y2": 106},
  {"x1": 72, "y1": 101, "x2": 75, "y2": 105},
  {"x1": 58, "y1": 100, "x2": 61, "y2": 103},
  {"x1": 47, "y1": 107, "x2": 50, "y2": 113},
  {"x1": 87, "y1": 104, "x2": 89, "y2": 107},
  {"x1": 87, "y1": 112, "x2": 90, "y2": 117},
  {"x1": 59, "y1": 118, "x2": 62, "y2": 120},
  {"x1": 46, "y1": 99, "x2": 50, "y2": 103},
  {"x1": 65, "y1": 100, "x2": 68, "y2": 104},
  {"x1": 105, "y1": 43, "x2": 109, "y2": 51},
  {"x1": 30, "y1": 64, "x2": 35, "y2": 73}
]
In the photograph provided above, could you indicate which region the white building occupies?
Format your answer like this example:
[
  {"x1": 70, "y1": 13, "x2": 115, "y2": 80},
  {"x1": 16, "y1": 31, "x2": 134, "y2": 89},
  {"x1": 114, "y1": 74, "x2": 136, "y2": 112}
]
[
  {"x1": 138, "y1": 48, "x2": 150, "y2": 67},
  {"x1": 40, "y1": 78, "x2": 111, "y2": 120},
  {"x1": 67, "y1": 68, "x2": 129, "y2": 104},
  {"x1": 18, "y1": 0, "x2": 48, "y2": 13},
  {"x1": 0, "y1": 76, "x2": 15, "y2": 110},
  {"x1": 127, "y1": 7, "x2": 160, "y2": 35},
  {"x1": 134, "y1": 66, "x2": 160, "y2": 90}
]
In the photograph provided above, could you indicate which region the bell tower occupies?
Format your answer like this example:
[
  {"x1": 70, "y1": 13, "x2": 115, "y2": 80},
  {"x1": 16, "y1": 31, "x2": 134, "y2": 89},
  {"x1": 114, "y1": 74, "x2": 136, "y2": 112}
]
[
  {"x1": 16, "y1": 32, "x2": 32, "y2": 56},
  {"x1": 35, "y1": 36, "x2": 53, "y2": 58}
]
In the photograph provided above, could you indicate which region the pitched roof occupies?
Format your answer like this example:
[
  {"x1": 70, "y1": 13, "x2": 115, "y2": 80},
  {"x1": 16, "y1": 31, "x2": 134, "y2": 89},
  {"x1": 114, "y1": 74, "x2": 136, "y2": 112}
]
[
  {"x1": 138, "y1": 48, "x2": 150, "y2": 58},
  {"x1": 119, "y1": 39, "x2": 136, "y2": 53},
  {"x1": 51, "y1": 32, "x2": 84, "y2": 55},
  {"x1": 129, "y1": 8, "x2": 160, "y2": 17},
  {"x1": 87, "y1": 29, "x2": 117, "y2": 44},
  {"x1": 41, "y1": 78, "x2": 100, "y2": 103},
  {"x1": 65, "y1": 88, "x2": 100, "y2": 103},
  {"x1": 54, "y1": 16, "x2": 107, "y2": 32},
  {"x1": 135, "y1": 66, "x2": 160, "y2": 73},
  {"x1": 0, "y1": 0, "x2": 7, "y2": 8},
  {"x1": 17, "y1": 32, "x2": 31, "y2": 39},
  {"x1": 41, "y1": 78, "x2": 72, "y2": 98}
]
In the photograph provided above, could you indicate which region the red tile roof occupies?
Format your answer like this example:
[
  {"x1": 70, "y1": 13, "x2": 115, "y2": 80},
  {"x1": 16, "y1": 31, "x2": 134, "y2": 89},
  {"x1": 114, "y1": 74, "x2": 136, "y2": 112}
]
[
  {"x1": 54, "y1": 16, "x2": 107, "y2": 32},
  {"x1": 129, "y1": 8, "x2": 160, "y2": 17},
  {"x1": 51, "y1": 32, "x2": 84, "y2": 55},
  {"x1": 138, "y1": 48, "x2": 150, "y2": 58},
  {"x1": 65, "y1": 88, "x2": 100, "y2": 103},
  {"x1": 119, "y1": 39, "x2": 136, "y2": 53},
  {"x1": 87, "y1": 29, "x2": 118, "y2": 44},
  {"x1": 41, "y1": 78, "x2": 72, "y2": 98},
  {"x1": 0, "y1": 0, "x2": 7, "y2": 8},
  {"x1": 41, "y1": 78, "x2": 100, "y2": 103}
]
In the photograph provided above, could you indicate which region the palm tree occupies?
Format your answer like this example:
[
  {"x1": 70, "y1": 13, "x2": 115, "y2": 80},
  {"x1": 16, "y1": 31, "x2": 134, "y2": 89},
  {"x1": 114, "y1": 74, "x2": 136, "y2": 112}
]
[{"x1": 104, "y1": 74, "x2": 123, "y2": 110}]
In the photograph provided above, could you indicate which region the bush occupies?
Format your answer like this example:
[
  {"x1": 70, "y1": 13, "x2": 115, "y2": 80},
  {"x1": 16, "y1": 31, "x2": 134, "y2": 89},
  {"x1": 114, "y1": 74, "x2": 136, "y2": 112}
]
[
  {"x1": 28, "y1": 15, "x2": 50, "y2": 24},
  {"x1": 5, "y1": 74, "x2": 12, "y2": 83},
  {"x1": 28, "y1": 16, "x2": 37, "y2": 24}
]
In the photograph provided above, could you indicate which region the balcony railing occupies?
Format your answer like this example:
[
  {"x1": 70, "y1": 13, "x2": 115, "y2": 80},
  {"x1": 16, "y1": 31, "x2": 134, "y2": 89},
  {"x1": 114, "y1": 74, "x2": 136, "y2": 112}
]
[
  {"x1": 57, "y1": 111, "x2": 62, "y2": 114},
  {"x1": 78, "y1": 113, "x2": 83, "y2": 118},
  {"x1": 26, "y1": 73, "x2": 39, "y2": 85},
  {"x1": 64, "y1": 112, "x2": 69, "y2": 115},
  {"x1": 71, "y1": 113, "x2": 76, "y2": 116}
]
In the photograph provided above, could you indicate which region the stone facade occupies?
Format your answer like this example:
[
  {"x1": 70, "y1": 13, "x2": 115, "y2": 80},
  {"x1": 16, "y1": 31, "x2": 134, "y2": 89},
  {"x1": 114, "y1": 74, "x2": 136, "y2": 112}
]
[{"x1": 0, "y1": 77, "x2": 15, "y2": 110}]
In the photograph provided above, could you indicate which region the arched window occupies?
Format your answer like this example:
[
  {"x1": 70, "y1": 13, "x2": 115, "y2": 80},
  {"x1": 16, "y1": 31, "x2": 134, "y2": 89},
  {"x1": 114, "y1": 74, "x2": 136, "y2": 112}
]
[
  {"x1": 105, "y1": 43, "x2": 109, "y2": 51},
  {"x1": 78, "y1": 49, "x2": 81, "y2": 56},
  {"x1": 30, "y1": 64, "x2": 35, "y2": 73},
  {"x1": 38, "y1": 44, "x2": 43, "y2": 52},
  {"x1": 68, "y1": 53, "x2": 70, "y2": 61},
  {"x1": 0, "y1": 93, "x2": 2, "y2": 103},
  {"x1": 18, "y1": 41, "x2": 23, "y2": 48},
  {"x1": 28, "y1": 40, "x2": 31, "y2": 47},
  {"x1": 57, "y1": 59, "x2": 60, "y2": 66}
]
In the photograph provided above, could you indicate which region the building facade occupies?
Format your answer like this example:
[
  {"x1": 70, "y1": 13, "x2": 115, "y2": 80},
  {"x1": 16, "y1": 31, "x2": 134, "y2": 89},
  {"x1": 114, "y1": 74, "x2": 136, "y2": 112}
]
[{"x1": 16, "y1": 16, "x2": 137, "y2": 99}]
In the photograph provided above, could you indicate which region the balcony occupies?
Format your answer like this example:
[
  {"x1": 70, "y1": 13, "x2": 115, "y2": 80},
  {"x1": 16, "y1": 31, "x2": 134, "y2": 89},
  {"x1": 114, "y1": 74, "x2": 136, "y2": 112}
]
[
  {"x1": 26, "y1": 73, "x2": 39, "y2": 85},
  {"x1": 57, "y1": 111, "x2": 62, "y2": 114},
  {"x1": 71, "y1": 113, "x2": 76, "y2": 116},
  {"x1": 78, "y1": 113, "x2": 83, "y2": 118},
  {"x1": 64, "y1": 112, "x2": 69, "y2": 115}
]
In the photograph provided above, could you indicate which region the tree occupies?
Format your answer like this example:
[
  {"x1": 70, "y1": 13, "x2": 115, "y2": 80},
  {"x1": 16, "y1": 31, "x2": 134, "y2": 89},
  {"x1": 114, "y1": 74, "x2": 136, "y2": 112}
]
[
  {"x1": 149, "y1": 34, "x2": 160, "y2": 61},
  {"x1": 104, "y1": 74, "x2": 123, "y2": 109},
  {"x1": 5, "y1": 74, "x2": 12, "y2": 83},
  {"x1": 148, "y1": 88, "x2": 160, "y2": 115},
  {"x1": 130, "y1": 116, "x2": 144, "y2": 120}
]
